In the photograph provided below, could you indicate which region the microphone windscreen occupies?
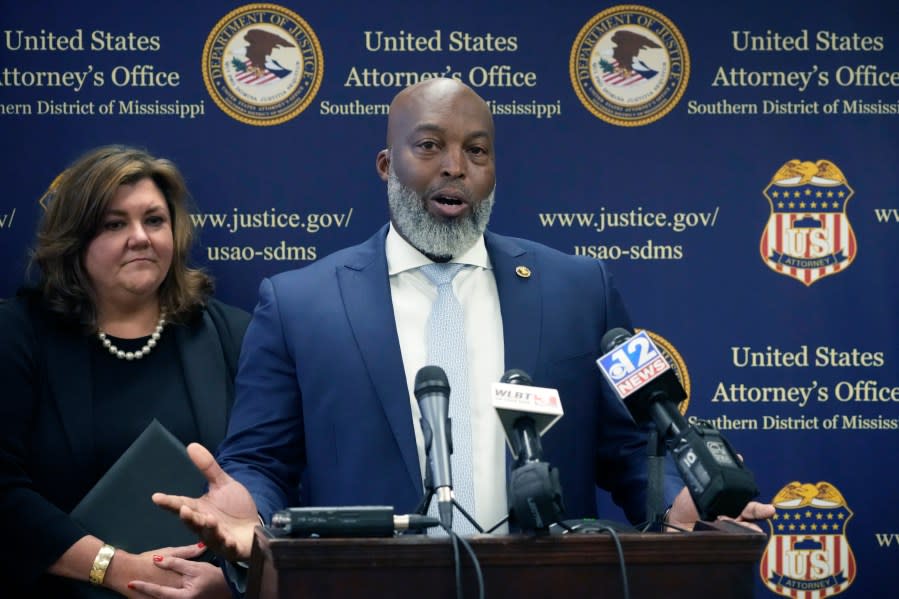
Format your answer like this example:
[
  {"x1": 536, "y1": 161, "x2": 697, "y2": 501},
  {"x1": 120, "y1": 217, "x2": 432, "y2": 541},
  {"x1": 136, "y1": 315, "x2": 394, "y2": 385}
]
[
  {"x1": 600, "y1": 327, "x2": 633, "y2": 353},
  {"x1": 500, "y1": 368, "x2": 533, "y2": 385},
  {"x1": 414, "y1": 365, "x2": 449, "y2": 399}
]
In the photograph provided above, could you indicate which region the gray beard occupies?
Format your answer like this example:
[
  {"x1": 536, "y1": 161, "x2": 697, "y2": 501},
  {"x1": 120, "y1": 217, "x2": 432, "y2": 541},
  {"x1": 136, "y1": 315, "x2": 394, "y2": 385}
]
[{"x1": 387, "y1": 164, "x2": 494, "y2": 259}]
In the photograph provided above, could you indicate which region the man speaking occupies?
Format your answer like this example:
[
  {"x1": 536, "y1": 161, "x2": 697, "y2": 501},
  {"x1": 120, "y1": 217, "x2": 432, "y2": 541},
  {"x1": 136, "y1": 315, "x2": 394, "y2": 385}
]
[{"x1": 150, "y1": 78, "x2": 773, "y2": 570}]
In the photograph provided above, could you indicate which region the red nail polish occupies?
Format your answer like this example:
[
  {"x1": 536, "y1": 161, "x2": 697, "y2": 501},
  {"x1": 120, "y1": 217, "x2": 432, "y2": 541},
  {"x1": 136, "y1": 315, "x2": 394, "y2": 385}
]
[
  {"x1": 153, "y1": 555, "x2": 163, "y2": 562},
  {"x1": 127, "y1": 583, "x2": 136, "y2": 589},
  {"x1": 197, "y1": 542, "x2": 205, "y2": 549}
]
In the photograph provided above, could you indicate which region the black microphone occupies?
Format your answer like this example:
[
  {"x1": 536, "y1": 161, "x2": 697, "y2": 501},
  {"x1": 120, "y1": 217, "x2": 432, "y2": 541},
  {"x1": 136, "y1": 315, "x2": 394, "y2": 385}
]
[
  {"x1": 598, "y1": 328, "x2": 687, "y2": 424},
  {"x1": 499, "y1": 369, "x2": 549, "y2": 467},
  {"x1": 414, "y1": 365, "x2": 454, "y2": 529},
  {"x1": 498, "y1": 369, "x2": 565, "y2": 532},
  {"x1": 598, "y1": 328, "x2": 759, "y2": 520},
  {"x1": 269, "y1": 506, "x2": 441, "y2": 537}
]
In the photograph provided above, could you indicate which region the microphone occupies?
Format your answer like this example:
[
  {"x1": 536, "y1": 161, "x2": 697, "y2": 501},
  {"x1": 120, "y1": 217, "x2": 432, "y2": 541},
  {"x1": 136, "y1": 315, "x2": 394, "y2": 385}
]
[
  {"x1": 492, "y1": 369, "x2": 564, "y2": 463},
  {"x1": 597, "y1": 328, "x2": 686, "y2": 424},
  {"x1": 269, "y1": 506, "x2": 441, "y2": 537},
  {"x1": 494, "y1": 369, "x2": 565, "y2": 532},
  {"x1": 414, "y1": 365, "x2": 454, "y2": 529},
  {"x1": 596, "y1": 328, "x2": 759, "y2": 520}
]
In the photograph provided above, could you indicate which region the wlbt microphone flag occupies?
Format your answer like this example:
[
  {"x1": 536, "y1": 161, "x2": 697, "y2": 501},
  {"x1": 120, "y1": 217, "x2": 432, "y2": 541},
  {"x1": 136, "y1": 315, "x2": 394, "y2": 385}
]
[
  {"x1": 491, "y1": 370, "x2": 564, "y2": 459},
  {"x1": 494, "y1": 369, "x2": 565, "y2": 531}
]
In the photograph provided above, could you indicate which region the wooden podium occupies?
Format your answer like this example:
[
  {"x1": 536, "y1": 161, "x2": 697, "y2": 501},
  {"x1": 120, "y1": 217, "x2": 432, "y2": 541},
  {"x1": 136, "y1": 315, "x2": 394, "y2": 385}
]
[{"x1": 247, "y1": 524, "x2": 766, "y2": 599}]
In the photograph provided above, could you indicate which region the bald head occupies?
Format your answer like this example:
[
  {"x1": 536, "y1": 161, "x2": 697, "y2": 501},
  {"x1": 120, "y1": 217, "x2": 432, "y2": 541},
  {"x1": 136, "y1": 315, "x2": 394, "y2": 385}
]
[
  {"x1": 386, "y1": 78, "x2": 494, "y2": 149},
  {"x1": 375, "y1": 78, "x2": 497, "y2": 259}
]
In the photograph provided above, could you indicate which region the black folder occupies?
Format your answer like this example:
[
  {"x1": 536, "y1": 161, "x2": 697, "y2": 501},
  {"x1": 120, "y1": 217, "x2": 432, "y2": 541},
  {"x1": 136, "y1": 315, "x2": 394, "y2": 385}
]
[{"x1": 70, "y1": 419, "x2": 207, "y2": 553}]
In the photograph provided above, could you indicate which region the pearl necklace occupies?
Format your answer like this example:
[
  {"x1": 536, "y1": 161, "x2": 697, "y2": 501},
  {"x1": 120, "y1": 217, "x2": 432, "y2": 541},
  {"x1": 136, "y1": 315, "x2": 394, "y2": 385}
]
[{"x1": 97, "y1": 313, "x2": 166, "y2": 360}]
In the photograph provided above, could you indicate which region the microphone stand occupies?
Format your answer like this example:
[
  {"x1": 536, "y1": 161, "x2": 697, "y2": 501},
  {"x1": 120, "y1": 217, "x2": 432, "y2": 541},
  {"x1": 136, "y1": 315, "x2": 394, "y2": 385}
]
[
  {"x1": 451, "y1": 498, "x2": 484, "y2": 533},
  {"x1": 644, "y1": 425, "x2": 667, "y2": 532},
  {"x1": 416, "y1": 458, "x2": 484, "y2": 533}
]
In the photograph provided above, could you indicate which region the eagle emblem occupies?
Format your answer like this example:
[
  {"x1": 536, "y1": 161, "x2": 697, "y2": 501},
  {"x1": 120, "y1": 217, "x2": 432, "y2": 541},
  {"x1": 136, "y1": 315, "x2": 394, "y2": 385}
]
[
  {"x1": 601, "y1": 30, "x2": 661, "y2": 84},
  {"x1": 203, "y1": 4, "x2": 323, "y2": 126},
  {"x1": 760, "y1": 160, "x2": 857, "y2": 286},
  {"x1": 570, "y1": 5, "x2": 689, "y2": 126},
  {"x1": 234, "y1": 29, "x2": 296, "y2": 83},
  {"x1": 760, "y1": 481, "x2": 857, "y2": 598}
]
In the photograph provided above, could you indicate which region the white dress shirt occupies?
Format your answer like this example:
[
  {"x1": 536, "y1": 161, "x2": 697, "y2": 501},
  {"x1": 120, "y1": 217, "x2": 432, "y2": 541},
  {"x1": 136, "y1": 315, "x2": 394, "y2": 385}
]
[{"x1": 386, "y1": 223, "x2": 508, "y2": 533}]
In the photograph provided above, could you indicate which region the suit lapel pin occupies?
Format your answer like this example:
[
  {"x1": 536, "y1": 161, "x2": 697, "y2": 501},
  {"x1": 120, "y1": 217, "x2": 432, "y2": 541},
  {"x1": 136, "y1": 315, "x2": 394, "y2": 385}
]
[{"x1": 515, "y1": 265, "x2": 532, "y2": 279}]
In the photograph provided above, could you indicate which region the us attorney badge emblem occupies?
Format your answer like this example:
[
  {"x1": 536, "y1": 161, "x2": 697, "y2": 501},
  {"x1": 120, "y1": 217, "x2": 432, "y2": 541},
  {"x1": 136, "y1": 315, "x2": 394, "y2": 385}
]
[
  {"x1": 760, "y1": 160, "x2": 856, "y2": 286},
  {"x1": 569, "y1": 5, "x2": 689, "y2": 126},
  {"x1": 761, "y1": 481, "x2": 856, "y2": 598},
  {"x1": 202, "y1": 4, "x2": 323, "y2": 126}
]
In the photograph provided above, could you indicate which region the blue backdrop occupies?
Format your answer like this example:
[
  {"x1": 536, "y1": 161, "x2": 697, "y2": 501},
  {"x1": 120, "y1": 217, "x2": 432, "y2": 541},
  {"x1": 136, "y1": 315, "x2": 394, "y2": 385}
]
[{"x1": 2, "y1": 2, "x2": 897, "y2": 596}]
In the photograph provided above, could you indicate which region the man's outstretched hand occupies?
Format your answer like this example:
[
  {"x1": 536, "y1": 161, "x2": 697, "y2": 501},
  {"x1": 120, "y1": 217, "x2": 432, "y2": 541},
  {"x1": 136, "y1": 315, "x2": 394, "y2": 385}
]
[
  {"x1": 153, "y1": 443, "x2": 260, "y2": 562},
  {"x1": 667, "y1": 486, "x2": 776, "y2": 533}
]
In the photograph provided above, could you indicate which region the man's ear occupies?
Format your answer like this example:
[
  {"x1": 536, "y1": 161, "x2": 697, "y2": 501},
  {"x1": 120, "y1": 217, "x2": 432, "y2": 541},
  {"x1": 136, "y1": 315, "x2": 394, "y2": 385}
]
[{"x1": 376, "y1": 149, "x2": 390, "y2": 182}]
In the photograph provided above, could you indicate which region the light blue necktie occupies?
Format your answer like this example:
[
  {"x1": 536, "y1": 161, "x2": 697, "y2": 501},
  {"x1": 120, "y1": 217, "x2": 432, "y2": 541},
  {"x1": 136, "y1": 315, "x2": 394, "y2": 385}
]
[{"x1": 420, "y1": 263, "x2": 477, "y2": 535}]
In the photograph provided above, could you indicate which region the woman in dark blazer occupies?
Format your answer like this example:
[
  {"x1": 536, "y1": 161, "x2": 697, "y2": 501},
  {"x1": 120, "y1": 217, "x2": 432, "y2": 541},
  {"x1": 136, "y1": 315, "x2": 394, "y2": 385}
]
[{"x1": 0, "y1": 146, "x2": 250, "y2": 597}]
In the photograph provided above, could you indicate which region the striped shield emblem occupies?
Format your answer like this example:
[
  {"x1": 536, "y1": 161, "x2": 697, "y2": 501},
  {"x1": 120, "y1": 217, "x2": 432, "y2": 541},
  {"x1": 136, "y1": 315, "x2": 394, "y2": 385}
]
[
  {"x1": 760, "y1": 481, "x2": 857, "y2": 598},
  {"x1": 759, "y1": 160, "x2": 856, "y2": 286}
]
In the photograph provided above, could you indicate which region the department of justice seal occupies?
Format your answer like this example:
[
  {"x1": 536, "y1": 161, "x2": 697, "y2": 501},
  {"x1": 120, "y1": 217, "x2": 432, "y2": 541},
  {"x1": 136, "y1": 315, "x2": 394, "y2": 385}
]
[
  {"x1": 570, "y1": 5, "x2": 689, "y2": 126},
  {"x1": 202, "y1": 3, "x2": 323, "y2": 126}
]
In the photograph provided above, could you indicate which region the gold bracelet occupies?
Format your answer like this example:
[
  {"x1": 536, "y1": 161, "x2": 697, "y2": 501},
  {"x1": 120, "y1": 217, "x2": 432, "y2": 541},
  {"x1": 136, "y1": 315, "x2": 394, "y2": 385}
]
[{"x1": 88, "y1": 544, "x2": 116, "y2": 585}]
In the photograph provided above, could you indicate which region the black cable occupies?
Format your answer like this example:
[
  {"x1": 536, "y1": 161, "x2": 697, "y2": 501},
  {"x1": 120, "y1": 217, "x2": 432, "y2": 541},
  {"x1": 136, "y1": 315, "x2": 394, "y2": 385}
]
[
  {"x1": 635, "y1": 517, "x2": 692, "y2": 534},
  {"x1": 596, "y1": 525, "x2": 629, "y2": 599},
  {"x1": 440, "y1": 523, "x2": 485, "y2": 599},
  {"x1": 451, "y1": 529, "x2": 462, "y2": 599},
  {"x1": 456, "y1": 529, "x2": 485, "y2": 599}
]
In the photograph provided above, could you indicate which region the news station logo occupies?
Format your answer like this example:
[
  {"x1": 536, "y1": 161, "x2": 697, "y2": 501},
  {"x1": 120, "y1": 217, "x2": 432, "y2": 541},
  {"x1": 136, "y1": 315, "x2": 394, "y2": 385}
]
[
  {"x1": 569, "y1": 5, "x2": 690, "y2": 126},
  {"x1": 596, "y1": 329, "x2": 691, "y2": 414},
  {"x1": 761, "y1": 481, "x2": 856, "y2": 598},
  {"x1": 202, "y1": 4, "x2": 323, "y2": 126},
  {"x1": 760, "y1": 160, "x2": 857, "y2": 286},
  {"x1": 491, "y1": 380, "x2": 563, "y2": 444}
]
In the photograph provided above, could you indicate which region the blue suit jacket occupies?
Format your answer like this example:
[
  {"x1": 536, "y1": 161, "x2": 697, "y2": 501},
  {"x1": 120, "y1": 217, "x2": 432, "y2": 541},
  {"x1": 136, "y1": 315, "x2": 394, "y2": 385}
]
[{"x1": 219, "y1": 226, "x2": 674, "y2": 525}]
